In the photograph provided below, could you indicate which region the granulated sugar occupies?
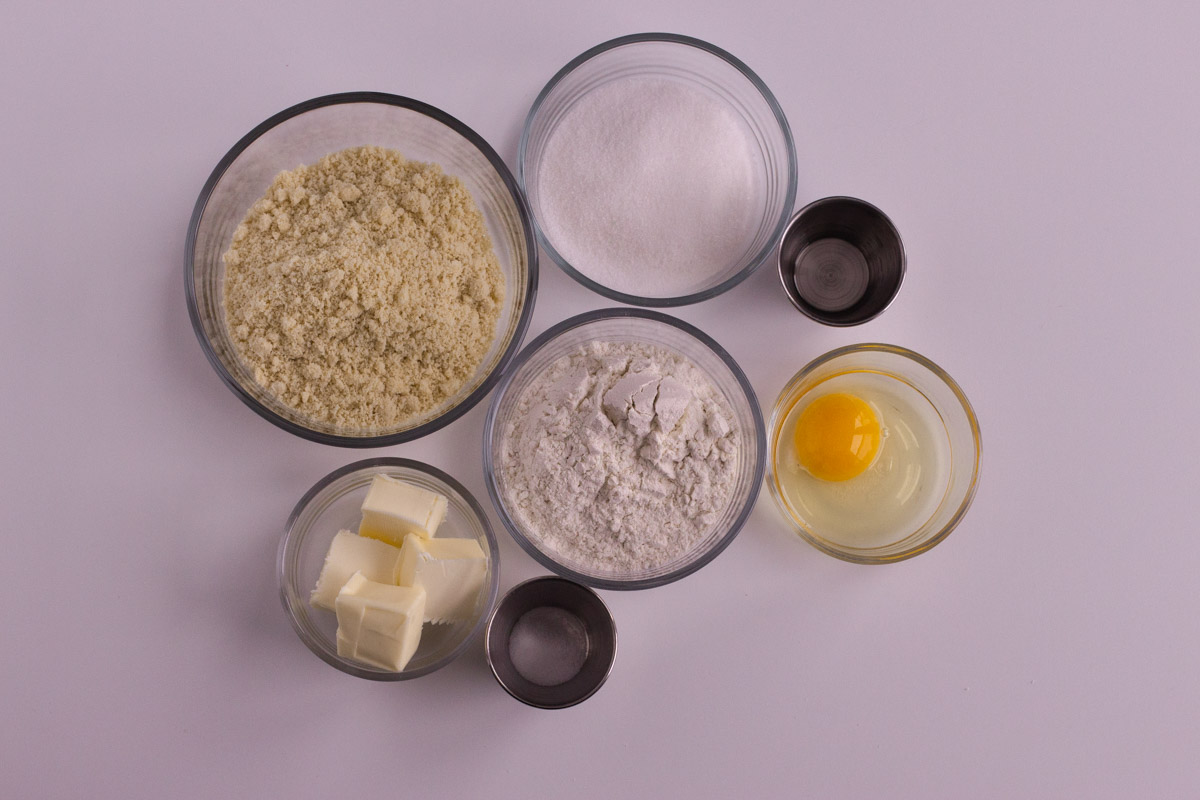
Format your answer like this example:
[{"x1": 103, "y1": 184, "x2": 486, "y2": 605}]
[
  {"x1": 498, "y1": 340, "x2": 740, "y2": 574},
  {"x1": 536, "y1": 76, "x2": 760, "y2": 298}
]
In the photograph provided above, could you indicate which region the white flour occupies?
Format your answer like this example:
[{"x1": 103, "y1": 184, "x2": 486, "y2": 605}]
[{"x1": 498, "y1": 341, "x2": 740, "y2": 573}]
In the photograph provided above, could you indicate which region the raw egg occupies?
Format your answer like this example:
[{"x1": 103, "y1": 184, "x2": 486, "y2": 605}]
[
  {"x1": 792, "y1": 392, "x2": 882, "y2": 481},
  {"x1": 772, "y1": 370, "x2": 952, "y2": 550}
]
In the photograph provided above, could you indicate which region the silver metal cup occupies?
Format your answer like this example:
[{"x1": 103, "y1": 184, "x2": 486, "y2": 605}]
[
  {"x1": 778, "y1": 196, "x2": 905, "y2": 326},
  {"x1": 485, "y1": 576, "x2": 616, "y2": 709}
]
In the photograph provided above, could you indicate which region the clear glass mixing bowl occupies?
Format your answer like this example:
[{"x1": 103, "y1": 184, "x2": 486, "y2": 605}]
[
  {"x1": 187, "y1": 92, "x2": 537, "y2": 446},
  {"x1": 767, "y1": 344, "x2": 982, "y2": 563},
  {"x1": 278, "y1": 457, "x2": 500, "y2": 680},
  {"x1": 519, "y1": 33, "x2": 796, "y2": 306},
  {"x1": 483, "y1": 308, "x2": 766, "y2": 589}
]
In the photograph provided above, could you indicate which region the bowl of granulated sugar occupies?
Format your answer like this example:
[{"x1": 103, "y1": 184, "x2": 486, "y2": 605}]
[{"x1": 519, "y1": 33, "x2": 797, "y2": 307}]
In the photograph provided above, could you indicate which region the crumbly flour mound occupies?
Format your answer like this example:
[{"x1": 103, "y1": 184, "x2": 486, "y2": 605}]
[
  {"x1": 500, "y1": 341, "x2": 741, "y2": 573},
  {"x1": 223, "y1": 146, "x2": 504, "y2": 430}
]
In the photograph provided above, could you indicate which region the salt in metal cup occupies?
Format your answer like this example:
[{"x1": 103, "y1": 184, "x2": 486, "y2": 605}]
[{"x1": 485, "y1": 576, "x2": 616, "y2": 709}]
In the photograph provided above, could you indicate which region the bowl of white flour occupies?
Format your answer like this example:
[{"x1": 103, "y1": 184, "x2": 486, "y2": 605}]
[
  {"x1": 518, "y1": 33, "x2": 796, "y2": 306},
  {"x1": 483, "y1": 309, "x2": 765, "y2": 589}
]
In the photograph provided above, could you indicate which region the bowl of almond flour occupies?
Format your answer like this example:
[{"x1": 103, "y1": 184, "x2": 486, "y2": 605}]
[
  {"x1": 483, "y1": 309, "x2": 766, "y2": 590},
  {"x1": 186, "y1": 93, "x2": 537, "y2": 446}
]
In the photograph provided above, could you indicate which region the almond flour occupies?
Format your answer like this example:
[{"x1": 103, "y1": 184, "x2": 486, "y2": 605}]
[{"x1": 222, "y1": 146, "x2": 503, "y2": 430}]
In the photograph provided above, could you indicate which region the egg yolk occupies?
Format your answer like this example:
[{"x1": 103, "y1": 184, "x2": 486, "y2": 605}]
[{"x1": 792, "y1": 392, "x2": 882, "y2": 482}]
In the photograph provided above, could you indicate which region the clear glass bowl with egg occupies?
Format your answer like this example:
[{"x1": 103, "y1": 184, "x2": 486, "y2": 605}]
[
  {"x1": 518, "y1": 33, "x2": 797, "y2": 306},
  {"x1": 483, "y1": 308, "x2": 766, "y2": 590},
  {"x1": 767, "y1": 344, "x2": 982, "y2": 563},
  {"x1": 187, "y1": 92, "x2": 538, "y2": 446},
  {"x1": 278, "y1": 458, "x2": 500, "y2": 680}
]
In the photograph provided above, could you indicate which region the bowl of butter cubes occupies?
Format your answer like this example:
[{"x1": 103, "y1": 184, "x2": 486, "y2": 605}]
[{"x1": 278, "y1": 457, "x2": 500, "y2": 679}]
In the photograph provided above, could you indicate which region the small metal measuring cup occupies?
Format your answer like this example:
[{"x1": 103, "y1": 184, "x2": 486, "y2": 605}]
[
  {"x1": 778, "y1": 196, "x2": 905, "y2": 326},
  {"x1": 485, "y1": 576, "x2": 616, "y2": 709}
]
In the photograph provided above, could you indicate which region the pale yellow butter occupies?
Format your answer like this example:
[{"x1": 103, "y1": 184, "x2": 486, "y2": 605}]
[
  {"x1": 358, "y1": 475, "x2": 448, "y2": 546},
  {"x1": 396, "y1": 534, "x2": 487, "y2": 624},
  {"x1": 309, "y1": 530, "x2": 403, "y2": 611},
  {"x1": 334, "y1": 572, "x2": 426, "y2": 672}
]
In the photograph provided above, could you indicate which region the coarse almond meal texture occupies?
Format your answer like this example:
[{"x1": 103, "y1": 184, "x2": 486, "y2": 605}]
[
  {"x1": 222, "y1": 146, "x2": 504, "y2": 430},
  {"x1": 499, "y1": 340, "x2": 740, "y2": 574}
]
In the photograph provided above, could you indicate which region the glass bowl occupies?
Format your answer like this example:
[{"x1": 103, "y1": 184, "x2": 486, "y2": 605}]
[
  {"x1": 483, "y1": 308, "x2": 766, "y2": 590},
  {"x1": 766, "y1": 344, "x2": 982, "y2": 563},
  {"x1": 186, "y1": 92, "x2": 538, "y2": 446},
  {"x1": 278, "y1": 457, "x2": 501, "y2": 680},
  {"x1": 518, "y1": 33, "x2": 796, "y2": 307}
]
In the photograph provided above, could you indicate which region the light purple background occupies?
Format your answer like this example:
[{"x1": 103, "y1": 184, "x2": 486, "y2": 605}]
[{"x1": 2, "y1": 2, "x2": 1197, "y2": 797}]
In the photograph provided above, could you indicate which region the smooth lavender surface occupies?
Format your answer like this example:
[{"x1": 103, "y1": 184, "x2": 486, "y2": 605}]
[{"x1": 1, "y1": 2, "x2": 1197, "y2": 798}]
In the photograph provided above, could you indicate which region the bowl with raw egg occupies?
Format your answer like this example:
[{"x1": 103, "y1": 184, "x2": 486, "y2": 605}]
[{"x1": 766, "y1": 344, "x2": 981, "y2": 563}]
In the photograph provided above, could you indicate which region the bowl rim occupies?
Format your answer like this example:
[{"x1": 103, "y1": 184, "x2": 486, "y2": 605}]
[
  {"x1": 185, "y1": 91, "x2": 539, "y2": 447},
  {"x1": 277, "y1": 456, "x2": 502, "y2": 680},
  {"x1": 766, "y1": 343, "x2": 983, "y2": 563},
  {"x1": 482, "y1": 307, "x2": 767, "y2": 590},
  {"x1": 517, "y1": 32, "x2": 798, "y2": 307}
]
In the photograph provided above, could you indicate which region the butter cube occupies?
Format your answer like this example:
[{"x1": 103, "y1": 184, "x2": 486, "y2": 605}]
[
  {"x1": 310, "y1": 530, "x2": 403, "y2": 611},
  {"x1": 358, "y1": 475, "x2": 448, "y2": 546},
  {"x1": 334, "y1": 572, "x2": 426, "y2": 672},
  {"x1": 396, "y1": 534, "x2": 487, "y2": 624}
]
